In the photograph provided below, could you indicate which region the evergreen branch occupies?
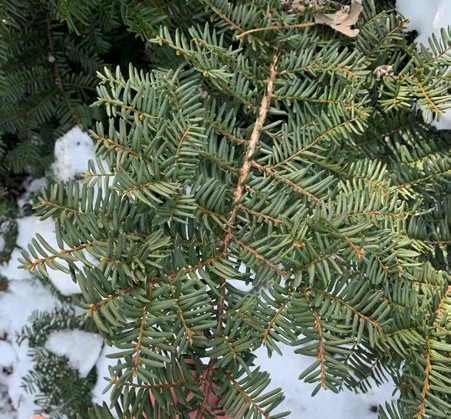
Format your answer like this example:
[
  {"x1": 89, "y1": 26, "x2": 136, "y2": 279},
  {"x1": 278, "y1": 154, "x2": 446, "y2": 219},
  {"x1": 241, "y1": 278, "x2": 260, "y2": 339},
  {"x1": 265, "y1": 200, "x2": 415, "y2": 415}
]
[
  {"x1": 262, "y1": 290, "x2": 295, "y2": 345},
  {"x1": 196, "y1": 280, "x2": 227, "y2": 419},
  {"x1": 231, "y1": 236, "x2": 288, "y2": 277},
  {"x1": 45, "y1": 12, "x2": 80, "y2": 125},
  {"x1": 223, "y1": 370, "x2": 269, "y2": 418},
  {"x1": 366, "y1": 18, "x2": 408, "y2": 57},
  {"x1": 232, "y1": 50, "x2": 279, "y2": 209},
  {"x1": 225, "y1": 307, "x2": 262, "y2": 330},
  {"x1": 394, "y1": 168, "x2": 451, "y2": 189},
  {"x1": 200, "y1": 0, "x2": 245, "y2": 34},
  {"x1": 93, "y1": 134, "x2": 141, "y2": 159},
  {"x1": 252, "y1": 161, "x2": 322, "y2": 204},
  {"x1": 205, "y1": 118, "x2": 246, "y2": 145},
  {"x1": 86, "y1": 286, "x2": 137, "y2": 315},
  {"x1": 123, "y1": 378, "x2": 198, "y2": 389},
  {"x1": 415, "y1": 338, "x2": 431, "y2": 418},
  {"x1": 216, "y1": 79, "x2": 258, "y2": 111},
  {"x1": 97, "y1": 98, "x2": 158, "y2": 121},
  {"x1": 299, "y1": 253, "x2": 337, "y2": 273},
  {"x1": 236, "y1": 22, "x2": 316, "y2": 40},
  {"x1": 168, "y1": 278, "x2": 195, "y2": 345},
  {"x1": 431, "y1": 285, "x2": 450, "y2": 330},
  {"x1": 35, "y1": 200, "x2": 86, "y2": 215},
  {"x1": 416, "y1": 78, "x2": 441, "y2": 114},
  {"x1": 175, "y1": 124, "x2": 192, "y2": 159},
  {"x1": 201, "y1": 152, "x2": 240, "y2": 175},
  {"x1": 132, "y1": 298, "x2": 151, "y2": 376},
  {"x1": 280, "y1": 64, "x2": 358, "y2": 79},
  {"x1": 238, "y1": 204, "x2": 283, "y2": 224},
  {"x1": 423, "y1": 239, "x2": 451, "y2": 245},
  {"x1": 303, "y1": 289, "x2": 327, "y2": 388},
  {"x1": 342, "y1": 210, "x2": 401, "y2": 221},
  {"x1": 122, "y1": 179, "x2": 175, "y2": 195},
  {"x1": 196, "y1": 203, "x2": 228, "y2": 221},
  {"x1": 269, "y1": 117, "x2": 363, "y2": 169},
  {"x1": 265, "y1": 120, "x2": 315, "y2": 143},
  {"x1": 27, "y1": 242, "x2": 93, "y2": 271},
  {"x1": 183, "y1": 252, "x2": 225, "y2": 276},
  {"x1": 308, "y1": 287, "x2": 382, "y2": 331},
  {"x1": 343, "y1": 236, "x2": 364, "y2": 258},
  {"x1": 84, "y1": 171, "x2": 115, "y2": 178},
  {"x1": 373, "y1": 253, "x2": 389, "y2": 276}
]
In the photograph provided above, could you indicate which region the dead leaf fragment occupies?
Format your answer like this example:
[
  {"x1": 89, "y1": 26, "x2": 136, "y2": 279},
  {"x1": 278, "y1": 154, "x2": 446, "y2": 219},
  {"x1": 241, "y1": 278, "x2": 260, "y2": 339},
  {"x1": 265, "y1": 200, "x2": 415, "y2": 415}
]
[
  {"x1": 314, "y1": 1, "x2": 363, "y2": 38},
  {"x1": 373, "y1": 65, "x2": 395, "y2": 79}
]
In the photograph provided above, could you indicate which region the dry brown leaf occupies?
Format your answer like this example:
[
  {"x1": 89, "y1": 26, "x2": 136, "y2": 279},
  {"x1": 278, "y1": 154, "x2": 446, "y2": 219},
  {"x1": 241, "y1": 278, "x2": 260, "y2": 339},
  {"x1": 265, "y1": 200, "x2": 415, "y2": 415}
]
[{"x1": 314, "y1": 1, "x2": 363, "y2": 38}]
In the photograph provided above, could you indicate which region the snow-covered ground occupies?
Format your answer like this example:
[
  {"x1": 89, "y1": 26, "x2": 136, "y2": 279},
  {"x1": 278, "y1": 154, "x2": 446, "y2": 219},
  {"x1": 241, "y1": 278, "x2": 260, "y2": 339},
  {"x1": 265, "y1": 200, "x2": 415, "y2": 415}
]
[{"x1": 0, "y1": 1, "x2": 450, "y2": 417}]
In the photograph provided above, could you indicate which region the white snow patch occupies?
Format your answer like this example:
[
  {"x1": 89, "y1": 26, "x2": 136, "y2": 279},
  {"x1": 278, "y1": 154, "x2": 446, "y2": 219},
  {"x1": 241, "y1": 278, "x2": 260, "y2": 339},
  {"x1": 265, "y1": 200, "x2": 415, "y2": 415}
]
[
  {"x1": 44, "y1": 330, "x2": 103, "y2": 378},
  {"x1": 254, "y1": 343, "x2": 396, "y2": 418},
  {"x1": 92, "y1": 344, "x2": 117, "y2": 405},
  {"x1": 16, "y1": 177, "x2": 47, "y2": 210},
  {"x1": 0, "y1": 279, "x2": 56, "y2": 418},
  {"x1": 0, "y1": 341, "x2": 16, "y2": 367},
  {"x1": 0, "y1": 216, "x2": 81, "y2": 295},
  {"x1": 51, "y1": 126, "x2": 95, "y2": 182},
  {"x1": 397, "y1": 0, "x2": 451, "y2": 130}
]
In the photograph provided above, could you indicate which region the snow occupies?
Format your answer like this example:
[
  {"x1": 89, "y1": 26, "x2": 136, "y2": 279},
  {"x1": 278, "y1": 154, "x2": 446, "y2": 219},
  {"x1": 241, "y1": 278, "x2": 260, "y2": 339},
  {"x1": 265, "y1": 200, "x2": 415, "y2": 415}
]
[
  {"x1": 0, "y1": 2, "x2": 449, "y2": 418},
  {"x1": 254, "y1": 344, "x2": 396, "y2": 418},
  {"x1": 16, "y1": 178, "x2": 47, "y2": 211},
  {"x1": 44, "y1": 330, "x2": 104, "y2": 378},
  {"x1": 0, "y1": 280, "x2": 56, "y2": 418},
  {"x1": 51, "y1": 126, "x2": 96, "y2": 182},
  {"x1": 0, "y1": 341, "x2": 16, "y2": 367},
  {"x1": 396, "y1": 0, "x2": 451, "y2": 130},
  {"x1": 0, "y1": 216, "x2": 81, "y2": 296},
  {"x1": 91, "y1": 344, "x2": 117, "y2": 405}
]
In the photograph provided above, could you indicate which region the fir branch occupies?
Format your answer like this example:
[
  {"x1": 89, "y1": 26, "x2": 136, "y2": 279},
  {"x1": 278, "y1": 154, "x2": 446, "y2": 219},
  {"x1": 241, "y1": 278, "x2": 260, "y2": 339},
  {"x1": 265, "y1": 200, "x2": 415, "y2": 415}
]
[
  {"x1": 232, "y1": 236, "x2": 288, "y2": 277},
  {"x1": 45, "y1": 12, "x2": 81, "y2": 125},
  {"x1": 303, "y1": 288, "x2": 328, "y2": 388},
  {"x1": 308, "y1": 287, "x2": 382, "y2": 332},
  {"x1": 269, "y1": 116, "x2": 363, "y2": 169},
  {"x1": 262, "y1": 290, "x2": 295, "y2": 345},
  {"x1": 96, "y1": 98, "x2": 158, "y2": 121},
  {"x1": 280, "y1": 64, "x2": 359, "y2": 79},
  {"x1": 92, "y1": 134, "x2": 141, "y2": 159},
  {"x1": 343, "y1": 236, "x2": 364, "y2": 258},
  {"x1": 237, "y1": 204, "x2": 283, "y2": 224},
  {"x1": 86, "y1": 286, "x2": 137, "y2": 315},
  {"x1": 252, "y1": 161, "x2": 322, "y2": 204},
  {"x1": 366, "y1": 18, "x2": 409, "y2": 57},
  {"x1": 236, "y1": 22, "x2": 316, "y2": 40},
  {"x1": 416, "y1": 78, "x2": 441, "y2": 114},
  {"x1": 415, "y1": 338, "x2": 431, "y2": 418},
  {"x1": 232, "y1": 50, "x2": 279, "y2": 209},
  {"x1": 196, "y1": 277, "x2": 227, "y2": 419},
  {"x1": 35, "y1": 200, "x2": 86, "y2": 216},
  {"x1": 200, "y1": 0, "x2": 245, "y2": 34},
  {"x1": 27, "y1": 242, "x2": 93, "y2": 271},
  {"x1": 223, "y1": 369, "x2": 269, "y2": 418},
  {"x1": 132, "y1": 299, "x2": 150, "y2": 376}
]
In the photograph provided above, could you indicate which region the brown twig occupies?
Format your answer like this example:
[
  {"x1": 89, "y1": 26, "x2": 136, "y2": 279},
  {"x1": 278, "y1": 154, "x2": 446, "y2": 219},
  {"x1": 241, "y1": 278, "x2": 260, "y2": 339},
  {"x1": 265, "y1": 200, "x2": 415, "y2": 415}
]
[{"x1": 236, "y1": 22, "x2": 316, "y2": 40}]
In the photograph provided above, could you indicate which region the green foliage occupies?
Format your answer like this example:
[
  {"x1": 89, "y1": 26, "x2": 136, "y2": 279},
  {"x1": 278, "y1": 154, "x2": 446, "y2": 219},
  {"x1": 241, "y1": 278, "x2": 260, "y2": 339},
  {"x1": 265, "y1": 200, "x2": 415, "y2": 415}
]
[
  {"x1": 18, "y1": 307, "x2": 98, "y2": 418},
  {"x1": 0, "y1": 187, "x2": 17, "y2": 263},
  {"x1": 0, "y1": 0, "x2": 145, "y2": 190},
  {"x1": 16, "y1": 0, "x2": 451, "y2": 418}
]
